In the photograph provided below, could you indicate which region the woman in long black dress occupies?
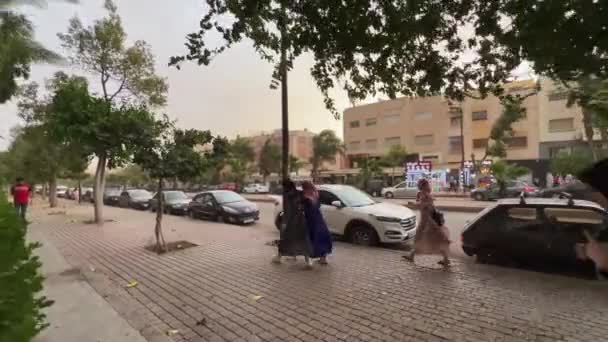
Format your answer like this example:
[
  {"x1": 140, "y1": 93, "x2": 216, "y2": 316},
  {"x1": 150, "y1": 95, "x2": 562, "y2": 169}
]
[{"x1": 301, "y1": 181, "x2": 333, "y2": 264}]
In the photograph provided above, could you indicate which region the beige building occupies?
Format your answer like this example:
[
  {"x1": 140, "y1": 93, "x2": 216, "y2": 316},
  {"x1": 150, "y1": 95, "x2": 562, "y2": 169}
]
[
  {"x1": 343, "y1": 78, "x2": 594, "y2": 176},
  {"x1": 243, "y1": 129, "x2": 346, "y2": 177}
]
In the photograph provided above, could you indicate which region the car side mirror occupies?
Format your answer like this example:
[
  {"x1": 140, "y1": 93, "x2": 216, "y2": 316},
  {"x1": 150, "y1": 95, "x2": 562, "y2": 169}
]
[{"x1": 331, "y1": 200, "x2": 343, "y2": 208}]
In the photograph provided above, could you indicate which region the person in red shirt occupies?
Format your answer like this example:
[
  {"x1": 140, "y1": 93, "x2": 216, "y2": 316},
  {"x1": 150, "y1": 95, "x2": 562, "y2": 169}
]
[{"x1": 10, "y1": 177, "x2": 32, "y2": 220}]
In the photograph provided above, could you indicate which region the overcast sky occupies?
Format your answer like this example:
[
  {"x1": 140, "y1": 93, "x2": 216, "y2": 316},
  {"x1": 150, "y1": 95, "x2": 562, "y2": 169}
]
[{"x1": 0, "y1": 0, "x2": 349, "y2": 149}]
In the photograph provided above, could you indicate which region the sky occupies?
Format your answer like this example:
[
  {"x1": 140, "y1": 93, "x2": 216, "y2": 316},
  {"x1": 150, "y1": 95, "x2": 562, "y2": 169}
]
[{"x1": 0, "y1": 0, "x2": 349, "y2": 149}]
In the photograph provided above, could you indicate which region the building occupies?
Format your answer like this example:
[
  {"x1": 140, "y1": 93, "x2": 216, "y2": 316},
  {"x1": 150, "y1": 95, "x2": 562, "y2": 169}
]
[
  {"x1": 242, "y1": 129, "x2": 346, "y2": 178},
  {"x1": 342, "y1": 78, "x2": 601, "y2": 185}
]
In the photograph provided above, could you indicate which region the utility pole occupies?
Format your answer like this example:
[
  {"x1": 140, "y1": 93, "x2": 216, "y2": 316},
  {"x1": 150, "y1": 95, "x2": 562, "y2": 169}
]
[
  {"x1": 449, "y1": 104, "x2": 465, "y2": 192},
  {"x1": 279, "y1": 0, "x2": 289, "y2": 211}
]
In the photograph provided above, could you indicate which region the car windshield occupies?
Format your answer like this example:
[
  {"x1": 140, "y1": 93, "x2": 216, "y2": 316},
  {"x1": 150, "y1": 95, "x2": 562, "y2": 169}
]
[
  {"x1": 334, "y1": 186, "x2": 375, "y2": 207},
  {"x1": 129, "y1": 190, "x2": 151, "y2": 199},
  {"x1": 164, "y1": 191, "x2": 187, "y2": 200},
  {"x1": 105, "y1": 189, "x2": 121, "y2": 196},
  {"x1": 214, "y1": 191, "x2": 245, "y2": 204}
]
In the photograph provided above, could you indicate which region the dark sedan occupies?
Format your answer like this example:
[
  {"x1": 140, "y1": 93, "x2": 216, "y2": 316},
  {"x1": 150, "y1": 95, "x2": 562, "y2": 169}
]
[
  {"x1": 150, "y1": 190, "x2": 190, "y2": 215},
  {"x1": 118, "y1": 189, "x2": 153, "y2": 210},
  {"x1": 103, "y1": 188, "x2": 122, "y2": 206},
  {"x1": 470, "y1": 181, "x2": 539, "y2": 201},
  {"x1": 540, "y1": 180, "x2": 598, "y2": 201},
  {"x1": 461, "y1": 198, "x2": 608, "y2": 278},
  {"x1": 188, "y1": 190, "x2": 259, "y2": 225}
]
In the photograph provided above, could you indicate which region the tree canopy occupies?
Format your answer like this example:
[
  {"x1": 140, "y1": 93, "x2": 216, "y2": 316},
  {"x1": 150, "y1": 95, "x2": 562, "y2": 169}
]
[
  {"x1": 259, "y1": 139, "x2": 281, "y2": 181},
  {"x1": 310, "y1": 130, "x2": 343, "y2": 180}
]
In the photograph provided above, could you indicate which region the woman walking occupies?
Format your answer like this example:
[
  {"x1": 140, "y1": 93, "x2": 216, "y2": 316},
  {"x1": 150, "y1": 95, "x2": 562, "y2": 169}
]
[
  {"x1": 403, "y1": 178, "x2": 451, "y2": 266},
  {"x1": 301, "y1": 181, "x2": 333, "y2": 264}
]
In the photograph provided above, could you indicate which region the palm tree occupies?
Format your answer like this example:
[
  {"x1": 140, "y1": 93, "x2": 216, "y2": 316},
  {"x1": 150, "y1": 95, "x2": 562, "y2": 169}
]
[
  {"x1": 490, "y1": 160, "x2": 529, "y2": 197},
  {"x1": 0, "y1": 1, "x2": 73, "y2": 103},
  {"x1": 259, "y1": 139, "x2": 281, "y2": 182},
  {"x1": 288, "y1": 154, "x2": 305, "y2": 175},
  {"x1": 357, "y1": 157, "x2": 382, "y2": 191},
  {"x1": 310, "y1": 130, "x2": 343, "y2": 181},
  {"x1": 382, "y1": 145, "x2": 408, "y2": 185}
]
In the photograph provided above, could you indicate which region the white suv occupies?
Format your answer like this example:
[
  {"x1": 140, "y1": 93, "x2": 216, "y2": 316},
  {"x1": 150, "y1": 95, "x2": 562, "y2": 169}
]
[
  {"x1": 243, "y1": 183, "x2": 270, "y2": 194},
  {"x1": 273, "y1": 184, "x2": 417, "y2": 246}
]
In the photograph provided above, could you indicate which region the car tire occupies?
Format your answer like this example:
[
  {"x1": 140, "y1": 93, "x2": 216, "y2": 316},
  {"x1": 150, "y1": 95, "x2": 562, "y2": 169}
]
[
  {"x1": 476, "y1": 250, "x2": 492, "y2": 264},
  {"x1": 384, "y1": 192, "x2": 394, "y2": 199},
  {"x1": 474, "y1": 192, "x2": 484, "y2": 201},
  {"x1": 189, "y1": 211, "x2": 197, "y2": 220},
  {"x1": 216, "y1": 215, "x2": 225, "y2": 223},
  {"x1": 371, "y1": 191, "x2": 379, "y2": 197},
  {"x1": 349, "y1": 224, "x2": 380, "y2": 246}
]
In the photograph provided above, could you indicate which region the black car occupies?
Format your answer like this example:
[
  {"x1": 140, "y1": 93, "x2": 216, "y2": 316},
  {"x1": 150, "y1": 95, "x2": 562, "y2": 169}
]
[
  {"x1": 470, "y1": 181, "x2": 539, "y2": 201},
  {"x1": 188, "y1": 190, "x2": 259, "y2": 225},
  {"x1": 118, "y1": 189, "x2": 153, "y2": 210},
  {"x1": 150, "y1": 190, "x2": 190, "y2": 215},
  {"x1": 540, "y1": 180, "x2": 598, "y2": 201},
  {"x1": 461, "y1": 198, "x2": 608, "y2": 278},
  {"x1": 103, "y1": 188, "x2": 122, "y2": 206}
]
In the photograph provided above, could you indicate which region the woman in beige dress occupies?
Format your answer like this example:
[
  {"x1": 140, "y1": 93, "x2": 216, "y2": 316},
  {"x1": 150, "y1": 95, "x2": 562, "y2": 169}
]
[{"x1": 403, "y1": 178, "x2": 451, "y2": 266}]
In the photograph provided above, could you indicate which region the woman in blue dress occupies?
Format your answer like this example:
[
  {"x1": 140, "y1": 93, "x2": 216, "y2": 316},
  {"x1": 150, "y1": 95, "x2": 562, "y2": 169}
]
[{"x1": 301, "y1": 181, "x2": 333, "y2": 264}]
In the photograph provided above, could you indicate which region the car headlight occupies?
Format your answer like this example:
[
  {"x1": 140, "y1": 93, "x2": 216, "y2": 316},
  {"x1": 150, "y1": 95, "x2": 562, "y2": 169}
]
[
  {"x1": 372, "y1": 215, "x2": 401, "y2": 223},
  {"x1": 222, "y1": 206, "x2": 238, "y2": 214}
]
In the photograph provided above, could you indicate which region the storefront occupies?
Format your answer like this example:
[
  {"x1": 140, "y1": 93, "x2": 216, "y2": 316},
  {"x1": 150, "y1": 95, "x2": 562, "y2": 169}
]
[{"x1": 405, "y1": 161, "x2": 448, "y2": 192}]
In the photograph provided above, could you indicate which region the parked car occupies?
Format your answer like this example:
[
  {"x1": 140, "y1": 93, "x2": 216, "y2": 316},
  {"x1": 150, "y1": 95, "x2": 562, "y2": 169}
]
[
  {"x1": 220, "y1": 183, "x2": 237, "y2": 191},
  {"x1": 461, "y1": 198, "x2": 608, "y2": 278},
  {"x1": 82, "y1": 188, "x2": 95, "y2": 203},
  {"x1": 103, "y1": 188, "x2": 122, "y2": 206},
  {"x1": 273, "y1": 184, "x2": 417, "y2": 246},
  {"x1": 540, "y1": 180, "x2": 597, "y2": 201},
  {"x1": 381, "y1": 181, "x2": 417, "y2": 199},
  {"x1": 470, "y1": 181, "x2": 539, "y2": 201},
  {"x1": 242, "y1": 183, "x2": 270, "y2": 194},
  {"x1": 118, "y1": 189, "x2": 153, "y2": 210},
  {"x1": 56, "y1": 185, "x2": 68, "y2": 198},
  {"x1": 150, "y1": 190, "x2": 190, "y2": 215},
  {"x1": 189, "y1": 190, "x2": 260, "y2": 224}
]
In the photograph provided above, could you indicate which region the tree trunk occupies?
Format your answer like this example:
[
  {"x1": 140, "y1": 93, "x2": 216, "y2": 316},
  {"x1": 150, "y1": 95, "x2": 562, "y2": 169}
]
[
  {"x1": 77, "y1": 179, "x2": 82, "y2": 204},
  {"x1": 582, "y1": 107, "x2": 598, "y2": 161},
  {"x1": 93, "y1": 154, "x2": 107, "y2": 224},
  {"x1": 154, "y1": 178, "x2": 166, "y2": 253},
  {"x1": 41, "y1": 183, "x2": 47, "y2": 200},
  {"x1": 48, "y1": 176, "x2": 57, "y2": 208},
  {"x1": 279, "y1": 1, "x2": 290, "y2": 230}
]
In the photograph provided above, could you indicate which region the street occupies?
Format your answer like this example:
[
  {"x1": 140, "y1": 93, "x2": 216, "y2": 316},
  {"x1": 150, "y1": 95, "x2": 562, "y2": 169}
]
[{"x1": 28, "y1": 200, "x2": 608, "y2": 342}]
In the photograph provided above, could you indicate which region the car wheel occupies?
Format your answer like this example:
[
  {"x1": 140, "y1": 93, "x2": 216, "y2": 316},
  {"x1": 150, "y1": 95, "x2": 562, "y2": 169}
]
[
  {"x1": 371, "y1": 191, "x2": 379, "y2": 197},
  {"x1": 476, "y1": 250, "x2": 492, "y2": 264},
  {"x1": 189, "y1": 210, "x2": 197, "y2": 220},
  {"x1": 474, "y1": 192, "x2": 484, "y2": 201},
  {"x1": 349, "y1": 225, "x2": 380, "y2": 246},
  {"x1": 384, "y1": 192, "x2": 394, "y2": 199},
  {"x1": 216, "y1": 215, "x2": 225, "y2": 223}
]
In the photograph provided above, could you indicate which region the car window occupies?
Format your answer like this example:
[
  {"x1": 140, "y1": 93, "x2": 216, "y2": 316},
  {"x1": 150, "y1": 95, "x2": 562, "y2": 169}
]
[
  {"x1": 164, "y1": 191, "x2": 188, "y2": 200},
  {"x1": 334, "y1": 186, "x2": 375, "y2": 207},
  {"x1": 503, "y1": 206, "x2": 543, "y2": 232},
  {"x1": 544, "y1": 208, "x2": 604, "y2": 225},
  {"x1": 202, "y1": 194, "x2": 216, "y2": 205},
  {"x1": 121, "y1": 192, "x2": 128, "y2": 197},
  {"x1": 507, "y1": 207, "x2": 537, "y2": 220},
  {"x1": 214, "y1": 191, "x2": 244, "y2": 204},
  {"x1": 319, "y1": 190, "x2": 340, "y2": 206}
]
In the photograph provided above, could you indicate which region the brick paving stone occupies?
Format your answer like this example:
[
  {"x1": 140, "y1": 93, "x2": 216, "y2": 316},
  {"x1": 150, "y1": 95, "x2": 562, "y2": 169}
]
[{"x1": 29, "y1": 203, "x2": 608, "y2": 342}]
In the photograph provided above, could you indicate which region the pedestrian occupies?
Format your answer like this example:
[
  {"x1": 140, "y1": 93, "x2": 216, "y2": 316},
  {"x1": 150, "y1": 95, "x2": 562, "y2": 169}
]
[
  {"x1": 553, "y1": 174, "x2": 560, "y2": 188},
  {"x1": 10, "y1": 177, "x2": 32, "y2": 221},
  {"x1": 301, "y1": 181, "x2": 332, "y2": 265},
  {"x1": 403, "y1": 178, "x2": 451, "y2": 266},
  {"x1": 272, "y1": 179, "x2": 314, "y2": 268}
]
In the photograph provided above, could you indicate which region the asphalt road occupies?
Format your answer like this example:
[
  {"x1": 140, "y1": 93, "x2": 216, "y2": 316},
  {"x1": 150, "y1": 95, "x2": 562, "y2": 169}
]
[{"x1": 254, "y1": 202, "x2": 477, "y2": 260}]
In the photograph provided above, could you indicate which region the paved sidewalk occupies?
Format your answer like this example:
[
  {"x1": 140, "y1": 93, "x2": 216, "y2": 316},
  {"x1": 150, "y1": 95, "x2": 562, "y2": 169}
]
[{"x1": 30, "y1": 203, "x2": 608, "y2": 342}]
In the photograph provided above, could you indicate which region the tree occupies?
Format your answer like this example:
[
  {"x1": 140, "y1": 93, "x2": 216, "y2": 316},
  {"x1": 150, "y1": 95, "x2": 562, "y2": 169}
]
[
  {"x1": 134, "y1": 123, "x2": 212, "y2": 253},
  {"x1": 382, "y1": 145, "x2": 408, "y2": 185},
  {"x1": 355, "y1": 157, "x2": 382, "y2": 191},
  {"x1": 490, "y1": 160, "x2": 529, "y2": 197},
  {"x1": 310, "y1": 130, "x2": 343, "y2": 181},
  {"x1": 288, "y1": 155, "x2": 305, "y2": 175},
  {"x1": 208, "y1": 136, "x2": 230, "y2": 184},
  {"x1": 56, "y1": 0, "x2": 167, "y2": 223},
  {"x1": 230, "y1": 136, "x2": 255, "y2": 163},
  {"x1": 0, "y1": 0, "x2": 76, "y2": 103},
  {"x1": 117, "y1": 164, "x2": 150, "y2": 188},
  {"x1": 46, "y1": 75, "x2": 159, "y2": 223},
  {"x1": 550, "y1": 150, "x2": 595, "y2": 177},
  {"x1": 259, "y1": 139, "x2": 281, "y2": 182}
]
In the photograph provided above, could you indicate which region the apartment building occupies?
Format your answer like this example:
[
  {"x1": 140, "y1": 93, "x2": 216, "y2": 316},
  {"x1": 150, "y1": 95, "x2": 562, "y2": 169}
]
[
  {"x1": 242, "y1": 129, "x2": 346, "y2": 175},
  {"x1": 344, "y1": 80, "x2": 591, "y2": 175}
]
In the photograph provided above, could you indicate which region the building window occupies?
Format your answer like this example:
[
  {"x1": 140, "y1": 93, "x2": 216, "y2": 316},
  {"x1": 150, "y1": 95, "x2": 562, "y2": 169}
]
[
  {"x1": 349, "y1": 120, "x2": 360, "y2": 128},
  {"x1": 549, "y1": 146, "x2": 571, "y2": 158},
  {"x1": 384, "y1": 137, "x2": 401, "y2": 147},
  {"x1": 472, "y1": 110, "x2": 488, "y2": 121},
  {"x1": 505, "y1": 136, "x2": 527, "y2": 148},
  {"x1": 450, "y1": 117, "x2": 461, "y2": 127},
  {"x1": 365, "y1": 118, "x2": 377, "y2": 126},
  {"x1": 415, "y1": 112, "x2": 432, "y2": 120},
  {"x1": 448, "y1": 136, "x2": 462, "y2": 154},
  {"x1": 548, "y1": 91, "x2": 569, "y2": 102},
  {"x1": 548, "y1": 118, "x2": 575, "y2": 132},
  {"x1": 384, "y1": 113, "x2": 400, "y2": 124},
  {"x1": 422, "y1": 155, "x2": 439, "y2": 162},
  {"x1": 349, "y1": 141, "x2": 360, "y2": 151},
  {"x1": 473, "y1": 138, "x2": 489, "y2": 149},
  {"x1": 365, "y1": 139, "x2": 377, "y2": 150},
  {"x1": 414, "y1": 134, "x2": 434, "y2": 146}
]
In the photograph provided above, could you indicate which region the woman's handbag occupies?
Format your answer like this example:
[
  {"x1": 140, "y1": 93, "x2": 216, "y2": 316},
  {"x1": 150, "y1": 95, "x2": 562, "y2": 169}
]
[{"x1": 431, "y1": 208, "x2": 445, "y2": 226}]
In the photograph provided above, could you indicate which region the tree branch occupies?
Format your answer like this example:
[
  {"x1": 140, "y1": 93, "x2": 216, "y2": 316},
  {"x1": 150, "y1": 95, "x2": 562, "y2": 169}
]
[{"x1": 109, "y1": 77, "x2": 127, "y2": 102}]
